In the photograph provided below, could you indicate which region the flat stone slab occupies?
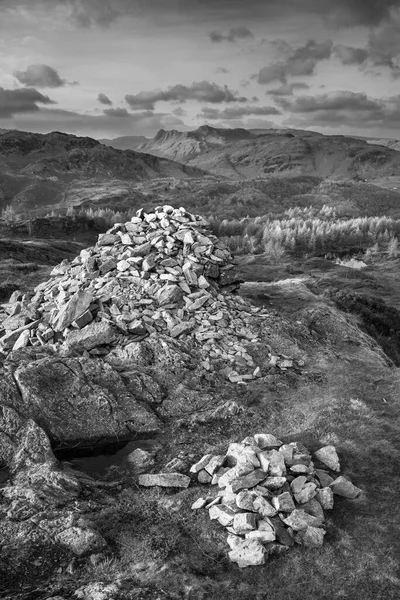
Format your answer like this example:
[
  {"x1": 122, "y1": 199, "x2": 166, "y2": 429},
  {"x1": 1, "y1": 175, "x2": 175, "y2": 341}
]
[{"x1": 138, "y1": 473, "x2": 191, "y2": 488}]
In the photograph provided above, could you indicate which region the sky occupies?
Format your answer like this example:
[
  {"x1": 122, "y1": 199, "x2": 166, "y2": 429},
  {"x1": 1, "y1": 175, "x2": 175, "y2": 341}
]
[{"x1": 0, "y1": 0, "x2": 400, "y2": 139}]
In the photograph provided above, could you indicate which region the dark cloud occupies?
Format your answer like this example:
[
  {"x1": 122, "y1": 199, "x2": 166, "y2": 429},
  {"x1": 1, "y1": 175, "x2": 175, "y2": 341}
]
[
  {"x1": 2, "y1": 0, "x2": 400, "y2": 30},
  {"x1": 267, "y1": 82, "x2": 310, "y2": 96},
  {"x1": 279, "y1": 90, "x2": 400, "y2": 130},
  {"x1": 125, "y1": 81, "x2": 248, "y2": 110},
  {"x1": 209, "y1": 26, "x2": 254, "y2": 43},
  {"x1": 198, "y1": 105, "x2": 280, "y2": 120},
  {"x1": 215, "y1": 67, "x2": 230, "y2": 74},
  {"x1": 0, "y1": 86, "x2": 55, "y2": 118},
  {"x1": 1, "y1": 0, "x2": 400, "y2": 28},
  {"x1": 366, "y1": 12, "x2": 400, "y2": 75},
  {"x1": 103, "y1": 107, "x2": 130, "y2": 117},
  {"x1": 4, "y1": 0, "x2": 400, "y2": 28},
  {"x1": 256, "y1": 40, "x2": 333, "y2": 84},
  {"x1": 14, "y1": 64, "x2": 68, "y2": 88},
  {"x1": 97, "y1": 93, "x2": 112, "y2": 105},
  {"x1": 334, "y1": 45, "x2": 369, "y2": 65}
]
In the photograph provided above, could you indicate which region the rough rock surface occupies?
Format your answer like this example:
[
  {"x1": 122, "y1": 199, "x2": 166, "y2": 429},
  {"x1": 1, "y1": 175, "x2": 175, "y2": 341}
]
[{"x1": 190, "y1": 435, "x2": 360, "y2": 567}]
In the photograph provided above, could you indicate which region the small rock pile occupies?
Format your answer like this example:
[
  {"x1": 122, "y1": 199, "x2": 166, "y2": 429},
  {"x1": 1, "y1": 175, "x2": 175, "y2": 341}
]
[
  {"x1": 0, "y1": 205, "x2": 293, "y2": 382},
  {"x1": 188, "y1": 434, "x2": 361, "y2": 568}
]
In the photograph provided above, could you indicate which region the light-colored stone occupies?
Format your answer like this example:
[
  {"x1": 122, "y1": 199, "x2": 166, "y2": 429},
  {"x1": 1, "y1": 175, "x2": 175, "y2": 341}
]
[
  {"x1": 228, "y1": 539, "x2": 265, "y2": 568},
  {"x1": 316, "y1": 487, "x2": 334, "y2": 509},
  {"x1": 126, "y1": 448, "x2": 154, "y2": 474},
  {"x1": 253, "y1": 495, "x2": 277, "y2": 518},
  {"x1": 253, "y1": 433, "x2": 282, "y2": 449},
  {"x1": 271, "y1": 492, "x2": 295, "y2": 513},
  {"x1": 55, "y1": 527, "x2": 107, "y2": 556},
  {"x1": 138, "y1": 473, "x2": 190, "y2": 488},
  {"x1": 283, "y1": 509, "x2": 324, "y2": 531},
  {"x1": 314, "y1": 445, "x2": 341, "y2": 472},
  {"x1": 232, "y1": 512, "x2": 257, "y2": 534},
  {"x1": 296, "y1": 526, "x2": 326, "y2": 548}
]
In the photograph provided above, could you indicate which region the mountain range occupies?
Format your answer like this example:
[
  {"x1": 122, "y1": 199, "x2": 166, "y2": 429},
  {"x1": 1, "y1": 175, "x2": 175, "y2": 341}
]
[
  {"x1": 0, "y1": 130, "x2": 204, "y2": 214},
  {"x1": 100, "y1": 125, "x2": 400, "y2": 180},
  {"x1": 2, "y1": 126, "x2": 400, "y2": 216}
]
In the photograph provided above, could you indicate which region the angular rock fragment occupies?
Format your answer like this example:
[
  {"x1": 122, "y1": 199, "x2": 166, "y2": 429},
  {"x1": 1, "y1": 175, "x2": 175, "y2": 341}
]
[
  {"x1": 65, "y1": 321, "x2": 116, "y2": 351},
  {"x1": 295, "y1": 526, "x2": 326, "y2": 548},
  {"x1": 330, "y1": 476, "x2": 362, "y2": 498},
  {"x1": 283, "y1": 509, "x2": 324, "y2": 531},
  {"x1": 314, "y1": 445, "x2": 341, "y2": 472},
  {"x1": 316, "y1": 487, "x2": 334, "y2": 509},
  {"x1": 228, "y1": 539, "x2": 266, "y2": 568}
]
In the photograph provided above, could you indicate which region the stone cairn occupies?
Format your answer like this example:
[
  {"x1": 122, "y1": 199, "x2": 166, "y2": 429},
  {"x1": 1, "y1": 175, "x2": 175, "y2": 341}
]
[
  {"x1": 184, "y1": 435, "x2": 362, "y2": 568},
  {"x1": 0, "y1": 205, "x2": 290, "y2": 382}
]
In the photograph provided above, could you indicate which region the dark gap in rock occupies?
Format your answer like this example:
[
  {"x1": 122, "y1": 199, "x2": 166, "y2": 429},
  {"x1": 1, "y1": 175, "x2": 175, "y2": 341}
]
[{"x1": 54, "y1": 436, "x2": 161, "y2": 478}]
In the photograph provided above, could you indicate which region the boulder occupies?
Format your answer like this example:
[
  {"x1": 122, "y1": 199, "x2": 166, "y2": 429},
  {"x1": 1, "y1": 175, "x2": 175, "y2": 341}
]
[{"x1": 12, "y1": 356, "x2": 161, "y2": 450}]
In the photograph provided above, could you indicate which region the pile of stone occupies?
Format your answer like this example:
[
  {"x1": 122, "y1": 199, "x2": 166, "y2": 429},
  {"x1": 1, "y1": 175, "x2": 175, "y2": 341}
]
[
  {"x1": 0, "y1": 206, "x2": 294, "y2": 382},
  {"x1": 189, "y1": 434, "x2": 362, "y2": 568}
]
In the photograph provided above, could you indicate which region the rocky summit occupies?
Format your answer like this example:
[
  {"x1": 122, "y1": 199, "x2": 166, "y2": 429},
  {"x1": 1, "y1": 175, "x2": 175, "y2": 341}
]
[{"x1": 0, "y1": 205, "x2": 278, "y2": 384}]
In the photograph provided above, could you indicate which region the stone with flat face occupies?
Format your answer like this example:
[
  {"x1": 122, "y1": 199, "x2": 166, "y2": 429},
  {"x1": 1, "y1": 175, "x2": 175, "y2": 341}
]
[
  {"x1": 314, "y1": 445, "x2": 341, "y2": 472},
  {"x1": 228, "y1": 539, "x2": 265, "y2": 568},
  {"x1": 316, "y1": 487, "x2": 334, "y2": 509},
  {"x1": 272, "y1": 492, "x2": 296, "y2": 513},
  {"x1": 296, "y1": 526, "x2": 326, "y2": 548},
  {"x1": 283, "y1": 509, "x2": 324, "y2": 531},
  {"x1": 330, "y1": 476, "x2": 361, "y2": 498},
  {"x1": 231, "y1": 469, "x2": 267, "y2": 493}
]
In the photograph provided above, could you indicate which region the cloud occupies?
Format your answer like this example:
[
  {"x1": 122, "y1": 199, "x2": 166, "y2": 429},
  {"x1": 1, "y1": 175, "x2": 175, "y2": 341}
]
[
  {"x1": 125, "y1": 81, "x2": 248, "y2": 110},
  {"x1": 103, "y1": 107, "x2": 130, "y2": 117},
  {"x1": 13, "y1": 64, "x2": 68, "y2": 88},
  {"x1": 172, "y1": 106, "x2": 187, "y2": 117},
  {"x1": 215, "y1": 67, "x2": 230, "y2": 74},
  {"x1": 366, "y1": 10, "x2": 400, "y2": 75},
  {"x1": 334, "y1": 45, "x2": 368, "y2": 65},
  {"x1": 256, "y1": 40, "x2": 333, "y2": 84},
  {"x1": 267, "y1": 82, "x2": 310, "y2": 96},
  {"x1": 3, "y1": 0, "x2": 399, "y2": 29},
  {"x1": 0, "y1": 106, "x2": 188, "y2": 138},
  {"x1": 0, "y1": 86, "x2": 55, "y2": 117},
  {"x1": 198, "y1": 105, "x2": 280, "y2": 120},
  {"x1": 209, "y1": 26, "x2": 254, "y2": 43},
  {"x1": 97, "y1": 93, "x2": 112, "y2": 106},
  {"x1": 279, "y1": 90, "x2": 400, "y2": 130},
  {"x1": 2, "y1": 0, "x2": 400, "y2": 31}
]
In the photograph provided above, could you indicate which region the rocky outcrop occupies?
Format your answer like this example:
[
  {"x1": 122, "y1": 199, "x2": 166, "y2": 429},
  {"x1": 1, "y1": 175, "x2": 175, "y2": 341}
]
[{"x1": 11, "y1": 356, "x2": 161, "y2": 450}]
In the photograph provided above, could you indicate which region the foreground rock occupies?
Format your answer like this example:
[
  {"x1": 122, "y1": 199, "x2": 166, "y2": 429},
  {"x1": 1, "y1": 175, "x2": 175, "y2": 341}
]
[
  {"x1": 190, "y1": 435, "x2": 362, "y2": 567},
  {"x1": 138, "y1": 473, "x2": 191, "y2": 488}
]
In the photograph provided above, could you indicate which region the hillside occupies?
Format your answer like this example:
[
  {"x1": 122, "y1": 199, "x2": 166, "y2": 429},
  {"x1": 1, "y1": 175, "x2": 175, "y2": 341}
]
[
  {"x1": 0, "y1": 130, "x2": 205, "y2": 214},
  {"x1": 1, "y1": 206, "x2": 400, "y2": 600},
  {"x1": 128, "y1": 126, "x2": 400, "y2": 181},
  {"x1": 98, "y1": 134, "x2": 149, "y2": 150}
]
